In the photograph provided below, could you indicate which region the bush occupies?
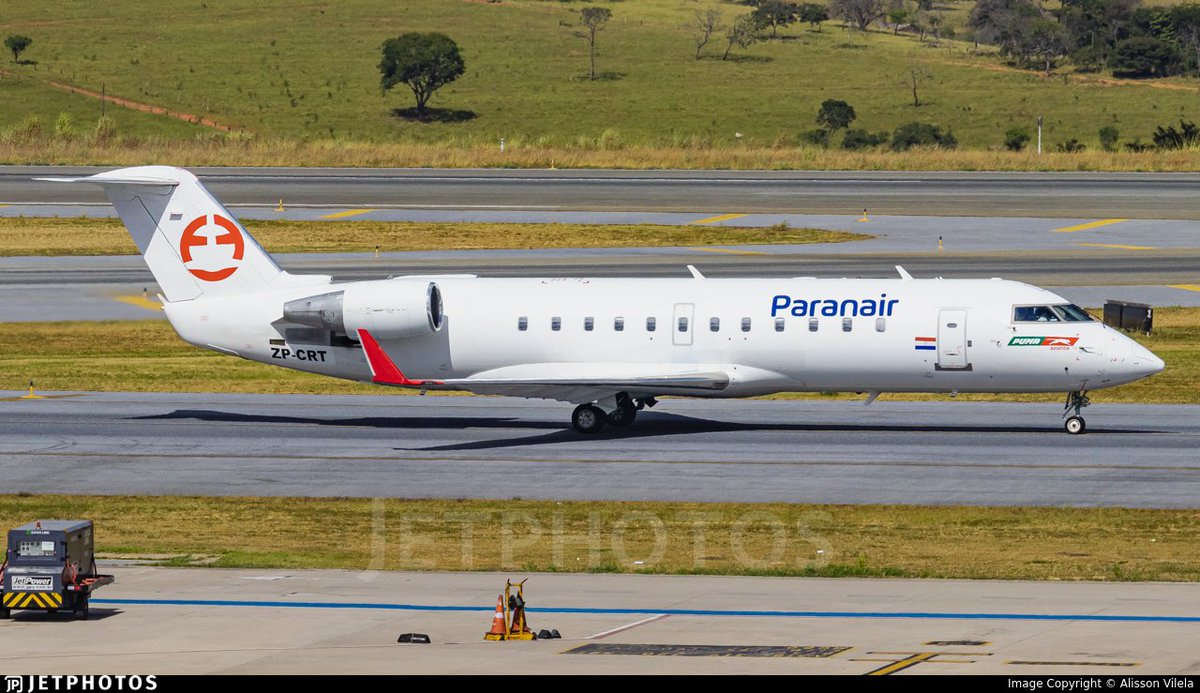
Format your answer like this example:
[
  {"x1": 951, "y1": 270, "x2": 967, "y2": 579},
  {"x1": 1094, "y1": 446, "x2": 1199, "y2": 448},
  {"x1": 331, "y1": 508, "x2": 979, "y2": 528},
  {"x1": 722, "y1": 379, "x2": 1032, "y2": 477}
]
[
  {"x1": 91, "y1": 115, "x2": 117, "y2": 144},
  {"x1": 891, "y1": 122, "x2": 957, "y2": 151},
  {"x1": 1099, "y1": 126, "x2": 1120, "y2": 152},
  {"x1": 1055, "y1": 138, "x2": 1086, "y2": 153},
  {"x1": 800, "y1": 128, "x2": 830, "y2": 147},
  {"x1": 1004, "y1": 127, "x2": 1031, "y2": 151},
  {"x1": 841, "y1": 128, "x2": 889, "y2": 150},
  {"x1": 1124, "y1": 139, "x2": 1153, "y2": 153},
  {"x1": 53, "y1": 112, "x2": 74, "y2": 139},
  {"x1": 1152, "y1": 120, "x2": 1200, "y2": 150},
  {"x1": 1109, "y1": 36, "x2": 1180, "y2": 78}
]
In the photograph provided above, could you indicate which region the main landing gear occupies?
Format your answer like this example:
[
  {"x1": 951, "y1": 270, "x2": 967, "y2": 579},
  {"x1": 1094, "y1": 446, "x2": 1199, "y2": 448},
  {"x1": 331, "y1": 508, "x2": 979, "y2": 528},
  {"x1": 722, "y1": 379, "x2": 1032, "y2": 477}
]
[
  {"x1": 1063, "y1": 390, "x2": 1090, "y2": 435},
  {"x1": 571, "y1": 393, "x2": 655, "y2": 433}
]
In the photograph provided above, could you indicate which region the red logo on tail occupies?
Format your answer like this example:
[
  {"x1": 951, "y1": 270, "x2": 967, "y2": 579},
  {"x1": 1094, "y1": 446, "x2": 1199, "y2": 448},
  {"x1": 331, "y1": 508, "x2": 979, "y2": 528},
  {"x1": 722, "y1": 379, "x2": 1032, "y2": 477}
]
[{"x1": 180, "y1": 214, "x2": 244, "y2": 281}]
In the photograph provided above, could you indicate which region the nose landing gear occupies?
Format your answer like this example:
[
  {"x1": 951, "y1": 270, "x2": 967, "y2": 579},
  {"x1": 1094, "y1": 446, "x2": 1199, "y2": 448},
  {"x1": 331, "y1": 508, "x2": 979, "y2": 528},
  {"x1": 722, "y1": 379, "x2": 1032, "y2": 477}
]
[{"x1": 1063, "y1": 390, "x2": 1090, "y2": 435}]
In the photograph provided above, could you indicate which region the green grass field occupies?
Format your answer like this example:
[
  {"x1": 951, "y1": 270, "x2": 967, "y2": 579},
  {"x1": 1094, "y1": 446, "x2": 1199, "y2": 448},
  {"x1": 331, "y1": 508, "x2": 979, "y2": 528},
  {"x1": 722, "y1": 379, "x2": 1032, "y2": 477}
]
[
  {"x1": 2, "y1": 310, "x2": 1194, "y2": 402},
  {"x1": 3, "y1": 0, "x2": 1200, "y2": 157},
  {"x1": 0, "y1": 217, "x2": 863, "y2": 256},
  {"x1": 1, "y1": 495, "x2": 1198, "y2": 580}
]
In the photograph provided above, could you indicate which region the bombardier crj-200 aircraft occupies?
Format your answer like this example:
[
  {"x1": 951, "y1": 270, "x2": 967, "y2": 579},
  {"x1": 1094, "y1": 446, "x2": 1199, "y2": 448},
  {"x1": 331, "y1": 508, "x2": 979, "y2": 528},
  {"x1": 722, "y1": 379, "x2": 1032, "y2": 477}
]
[{"x1": 48, "y1": 166, "x2": 1165, "y2": 434}]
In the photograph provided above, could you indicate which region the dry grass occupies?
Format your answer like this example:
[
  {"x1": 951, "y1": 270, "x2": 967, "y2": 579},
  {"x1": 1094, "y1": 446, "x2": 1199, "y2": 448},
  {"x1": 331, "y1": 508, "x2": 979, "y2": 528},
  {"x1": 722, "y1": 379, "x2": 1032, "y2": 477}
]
[
  {"x1": 0, "y1": 313, "x2": 1191, "y2": 402},
  {"x1": 1, "y1": 495, "x2": 1197, "y2": 580},
  {"x1": 6, "y1": 137, "x2": 1200, "y2": 171},
  {"x1": 0, "y1": 217, "x2": 863, "y2": 257}
]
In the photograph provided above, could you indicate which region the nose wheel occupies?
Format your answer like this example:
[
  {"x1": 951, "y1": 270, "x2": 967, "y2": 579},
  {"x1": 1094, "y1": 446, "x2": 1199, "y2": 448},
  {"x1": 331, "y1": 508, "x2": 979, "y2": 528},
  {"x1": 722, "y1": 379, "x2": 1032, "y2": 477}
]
[{"x1": 1063, "y1": 390, "x2": 1090, "y2": 435}]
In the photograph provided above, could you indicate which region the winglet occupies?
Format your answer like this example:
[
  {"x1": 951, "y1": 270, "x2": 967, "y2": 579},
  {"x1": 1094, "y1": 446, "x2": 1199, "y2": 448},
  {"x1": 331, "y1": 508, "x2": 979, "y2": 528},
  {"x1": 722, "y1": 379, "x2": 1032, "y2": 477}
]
[
  {"x1": 357, "y1": 329, "x2": 442, "y2": 387},
  {"x1": 895, "y1": 265, "x2": 913, "y2": 280},
  {"x1": 687, "y1": 264, "x2": 705, "y2": 280}
]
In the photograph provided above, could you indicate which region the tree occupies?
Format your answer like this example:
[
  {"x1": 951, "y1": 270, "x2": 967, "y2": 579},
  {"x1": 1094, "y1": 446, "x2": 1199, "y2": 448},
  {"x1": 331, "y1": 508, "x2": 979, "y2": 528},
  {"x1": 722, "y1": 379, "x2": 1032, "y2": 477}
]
[
  {"x1": 968, "y1": 0, "x2": 1043, "y2": 64},
  {"x1": 891, "y1": 121, "x2": 957, "y2": 150},
  {"x1": 754, "y1": 0, "x2": 800, "y2": 37},
  {"x1": 723, "y1": 14, "x2": 761, "y2": 60},
  {"x1": 816, "y1": 99, "x2": 857, "y2": 131},
  {"x1": 1099, "y1": 125, "x2": 1120, "y2": 151},
  {"x1": 888, "y1": 7, "x2": 910, "y2": 35},
  {"x1": 799, "y1": 3, "x2": 830, "y2": 30},
  {"x1": 830, "y1": 0, "x2": 886, "y2": 30},
  {"x1": 1027, "y1": 18, "x2": 1067, "y2": 75},
  {"x1": 905, "y1": 61, "x2": 932, "y2": 107},
  {"x1": 1004, "y1": 126, "x2": 1031, "y2": 151},
  {"x1": 576, "y1": 7, "x2": 613, "y2": 80},
  {"x1": 379, "y1": 33, "x2": 466, "y2": 116},
  {"x1": 5, "y1": 35, "x2": 32, "y2": 63},
  {"x1": 1170, "y1": 4, "x2": 1200, "y2": 74},
  {"x1": 1109, "y1": 35, "x2": 1179, "y2": 77},
  {"x1": 686, "y1": 9, "x2": 725, "y2": 60}
]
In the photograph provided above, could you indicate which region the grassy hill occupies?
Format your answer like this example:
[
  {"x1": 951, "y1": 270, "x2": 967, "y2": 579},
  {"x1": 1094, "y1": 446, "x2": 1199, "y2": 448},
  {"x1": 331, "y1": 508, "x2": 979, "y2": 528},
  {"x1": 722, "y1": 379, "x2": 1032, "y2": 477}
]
[{"x1": 2, "y1": 0, "x2": 1200, "y2": 159}]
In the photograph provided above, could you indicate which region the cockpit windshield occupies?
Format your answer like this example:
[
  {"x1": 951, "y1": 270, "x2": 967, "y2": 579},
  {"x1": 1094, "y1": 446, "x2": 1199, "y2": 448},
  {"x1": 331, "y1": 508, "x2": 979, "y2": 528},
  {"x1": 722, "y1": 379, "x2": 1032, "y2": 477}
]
[{"x1": 1013, "y1": 304, "x2": 1095, "y2": 323}]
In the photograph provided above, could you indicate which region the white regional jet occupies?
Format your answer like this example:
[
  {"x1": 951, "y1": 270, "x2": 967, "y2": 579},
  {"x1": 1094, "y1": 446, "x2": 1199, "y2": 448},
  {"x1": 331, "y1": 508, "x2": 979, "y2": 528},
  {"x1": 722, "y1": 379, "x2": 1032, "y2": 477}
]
[{"x1": 47, "y1": 166, "x2": 1164, "y2": 434}]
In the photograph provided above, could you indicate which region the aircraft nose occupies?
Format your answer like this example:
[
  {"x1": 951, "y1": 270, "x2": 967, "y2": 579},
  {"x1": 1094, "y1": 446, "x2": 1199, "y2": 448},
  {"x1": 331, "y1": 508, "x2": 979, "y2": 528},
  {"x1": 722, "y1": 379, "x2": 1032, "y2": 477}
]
[{"x1": 1128, "y1": 341, "x2": 1165, "y2": 376}]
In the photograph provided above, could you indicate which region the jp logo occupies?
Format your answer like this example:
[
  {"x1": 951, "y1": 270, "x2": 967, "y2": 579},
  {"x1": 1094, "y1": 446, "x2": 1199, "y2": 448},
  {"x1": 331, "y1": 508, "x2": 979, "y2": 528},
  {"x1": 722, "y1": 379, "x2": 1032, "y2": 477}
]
[{"x1": 180, "y1": 214, "x2": 244, "y2": 281}]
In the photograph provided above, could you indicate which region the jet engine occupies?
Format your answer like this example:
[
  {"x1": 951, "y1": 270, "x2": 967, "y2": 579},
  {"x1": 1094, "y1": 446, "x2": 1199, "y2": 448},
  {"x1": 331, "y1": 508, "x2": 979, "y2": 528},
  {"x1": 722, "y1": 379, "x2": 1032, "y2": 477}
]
[{"x1": 282, "y1": 281, "x2": 443, "y2": 340}]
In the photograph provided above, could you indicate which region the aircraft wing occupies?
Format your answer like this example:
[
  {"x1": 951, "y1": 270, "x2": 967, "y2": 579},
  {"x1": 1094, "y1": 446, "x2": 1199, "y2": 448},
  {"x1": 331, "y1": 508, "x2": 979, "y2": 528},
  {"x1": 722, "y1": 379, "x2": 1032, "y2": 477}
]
[
  {"x1": 357, "y1": 329, "x2": 729, "y2": 403},
  {"x1": 441, "y1": 368, "x2": 731, "y2": 403}
]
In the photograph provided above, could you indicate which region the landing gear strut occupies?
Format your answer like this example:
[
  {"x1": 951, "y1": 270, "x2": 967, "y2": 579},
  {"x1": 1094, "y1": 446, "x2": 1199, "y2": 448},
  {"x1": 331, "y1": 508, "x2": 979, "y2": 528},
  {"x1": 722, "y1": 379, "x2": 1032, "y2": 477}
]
[
  {"x1": 1063, "y1": 390, "x2": 1090, "y2": 435},
  {"x1": 606, "y1": 392, "x2": 638, "y2": 427}
]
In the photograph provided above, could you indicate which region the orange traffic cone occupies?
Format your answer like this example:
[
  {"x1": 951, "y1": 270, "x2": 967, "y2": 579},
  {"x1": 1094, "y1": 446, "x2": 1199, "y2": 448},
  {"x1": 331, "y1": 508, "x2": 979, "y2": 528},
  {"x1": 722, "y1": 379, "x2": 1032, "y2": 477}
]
[{"x1": 484, "y1": 594, "x2": 507, "y2": 640}]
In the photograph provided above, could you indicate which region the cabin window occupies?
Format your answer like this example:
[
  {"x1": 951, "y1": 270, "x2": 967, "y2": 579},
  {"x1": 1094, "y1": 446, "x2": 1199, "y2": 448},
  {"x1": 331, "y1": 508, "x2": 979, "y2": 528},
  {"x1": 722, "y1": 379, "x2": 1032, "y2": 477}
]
[
  {"x1": 614, "y1": 317, "x2": 625, "y2": 332},
  {"x1": 809, "y1": 318, "x2": 819, "y2": 332},
  {"x1": 875, "y1": 317, "x2": 886, "y2": 332},
  {"x1": 710, "y1": 317, "x2": 720, "y2": 332},
  {"x1": 842, "y1": 318, "x2": 853, "y2": 332},
  {"x1": 775, "y1": 318, "x2": 785, "y2": 332},
  {"x1": 1055, "y1": 304, "x2": 1095, "y2": 322},
  {"x1": 678, "y1": 317, "x2": 689, "y2": 333},
  {"x1": 584, "y1": 317, "x2": 594, "y2": 332},
  {"x1": 741, "y1": 317, "x2": 752, "y2": 332},
  {"x1": 551, "y1": 317, "x2": 561, "y2": 331},
  {"x1": 646, "y1": 317, "x2": 657, "y2": 332},
  {"x1": 518, "y1": 316, "x2": 528, "y2": 331}
]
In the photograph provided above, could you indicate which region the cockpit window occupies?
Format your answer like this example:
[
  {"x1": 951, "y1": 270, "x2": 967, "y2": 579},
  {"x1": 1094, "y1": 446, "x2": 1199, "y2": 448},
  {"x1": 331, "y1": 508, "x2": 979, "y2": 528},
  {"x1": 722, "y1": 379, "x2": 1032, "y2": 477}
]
[
  {"x1": 1054, "y1": 304, "x2": 1095, "y2": 322},
  {"x1": 1013, "y1": 304, "x2": 1095, "y2": 323},
  {"x1": 1013, "y1": 305, "x2": 1060, "y2": 322}
]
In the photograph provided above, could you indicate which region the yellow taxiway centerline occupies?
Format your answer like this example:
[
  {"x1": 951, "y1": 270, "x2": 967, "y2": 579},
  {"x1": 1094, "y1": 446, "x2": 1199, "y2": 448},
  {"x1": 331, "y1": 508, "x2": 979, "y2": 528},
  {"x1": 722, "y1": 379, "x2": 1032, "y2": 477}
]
[
  {"x1": 114, "y1": 295, "x2": 163, "y2": 311},
  {"x1": 1053, "y1": 218, "x2": 1128, "y2": 233},
  {"x1": 689, "y1": 213, "x2": 747, "y2": 225},
  {"x1": 320, "y1": 209, "x2": 377, "y2": 220}
]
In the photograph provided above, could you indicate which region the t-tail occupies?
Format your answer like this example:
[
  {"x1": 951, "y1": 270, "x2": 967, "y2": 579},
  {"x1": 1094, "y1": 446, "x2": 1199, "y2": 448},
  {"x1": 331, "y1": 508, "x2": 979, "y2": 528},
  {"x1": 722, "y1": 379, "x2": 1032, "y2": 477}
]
[{"x1": 38, "y1": 166, "x2": 302, "y2": 302}]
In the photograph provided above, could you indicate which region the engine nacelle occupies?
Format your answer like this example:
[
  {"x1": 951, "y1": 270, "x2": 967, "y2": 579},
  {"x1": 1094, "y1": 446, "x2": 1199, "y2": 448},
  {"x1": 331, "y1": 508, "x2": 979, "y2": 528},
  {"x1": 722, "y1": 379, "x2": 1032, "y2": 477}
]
[{"x1": 282, "y1": 281, "x2": 444, "y2": 340}]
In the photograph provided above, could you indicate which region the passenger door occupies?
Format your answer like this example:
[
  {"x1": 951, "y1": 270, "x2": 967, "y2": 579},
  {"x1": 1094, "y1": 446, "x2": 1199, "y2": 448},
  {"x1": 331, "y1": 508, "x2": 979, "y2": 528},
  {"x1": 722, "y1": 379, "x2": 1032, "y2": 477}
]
[{"x1": 937, "y1": 309, "x2": 970, "y2": 370}]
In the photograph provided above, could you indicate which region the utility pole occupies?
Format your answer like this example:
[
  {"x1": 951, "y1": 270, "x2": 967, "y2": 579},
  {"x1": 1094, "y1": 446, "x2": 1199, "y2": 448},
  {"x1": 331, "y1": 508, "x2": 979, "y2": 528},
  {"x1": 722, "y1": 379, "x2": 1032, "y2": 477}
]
[{"x1": 1037, "y1": 116, "x2": 1043, "y2": 156}]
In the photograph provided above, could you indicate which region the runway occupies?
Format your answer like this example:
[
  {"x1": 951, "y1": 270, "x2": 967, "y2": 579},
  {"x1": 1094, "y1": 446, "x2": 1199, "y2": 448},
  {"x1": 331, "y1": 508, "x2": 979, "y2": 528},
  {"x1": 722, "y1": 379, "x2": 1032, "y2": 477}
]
[
  {"x1": 9, "y1": 166, "x2": 1200, "y2": 218},
  {"x1": 3, "y1": 393, "x2": 1198, "y2": 507},
  {"x1": 3, "y1": 567, "x2": 1199, "y2": 674}
]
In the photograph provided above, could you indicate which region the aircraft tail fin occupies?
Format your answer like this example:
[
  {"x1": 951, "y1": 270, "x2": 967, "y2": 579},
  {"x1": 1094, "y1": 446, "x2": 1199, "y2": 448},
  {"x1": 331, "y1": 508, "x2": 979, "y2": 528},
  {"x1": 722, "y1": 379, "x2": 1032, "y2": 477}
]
[{"x1": 37, "y1": 166, "x2": 288, "y2": 302}]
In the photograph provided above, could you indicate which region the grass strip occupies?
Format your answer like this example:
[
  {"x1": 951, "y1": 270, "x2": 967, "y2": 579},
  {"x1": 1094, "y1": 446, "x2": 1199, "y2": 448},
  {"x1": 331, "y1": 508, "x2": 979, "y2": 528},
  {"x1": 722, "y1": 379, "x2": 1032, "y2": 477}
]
[
  {"x1": 0, "y1": 495, "x2": 1196, "y2": 581},
  {"x1": 0, "y1": 217, "x2": 864, "y2": 257}
]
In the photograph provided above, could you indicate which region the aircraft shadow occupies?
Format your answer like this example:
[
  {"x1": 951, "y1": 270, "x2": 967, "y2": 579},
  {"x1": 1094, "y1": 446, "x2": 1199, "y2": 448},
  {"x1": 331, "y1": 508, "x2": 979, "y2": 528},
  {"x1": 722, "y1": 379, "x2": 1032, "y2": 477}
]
[
  {"x1": 132, "y1": 409, "x2": 565, "y2": 430},
  {"x1": 406, "y1": 414, "x2": 1157, "y2": 452},
  {"x1": 131, "y1": 409, "x2": 1157, "y2": 454}
]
